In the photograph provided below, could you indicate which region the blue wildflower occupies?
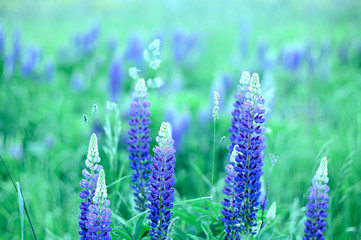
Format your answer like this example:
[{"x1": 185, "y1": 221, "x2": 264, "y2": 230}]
[
  {"x1": 303, "y1": 157, "x2": 329, "y2": 240},
  {"x1": 22, "y1": 45, "x2": 41, "y2": 76},
  {"x1": 108, "y1": 58, "x2": 123, "y2": 102},
  {"x1": 228, "y1": 71, "x2": 251, "y2": 158},
  {"x1": 148, "y1": 122, "x2": 176, "y2": 240},
  {"x1": 86, "y1": 169, "x2": 112, "y2": 240},
  {"x1": 79, "y1": 134, "x2": 103, "y2": 239},
  {"x1": 124, "y1": 35, "x2": 144, "y2": 65},
  {"x1": 172, "y1": 30, "x2": 196, "y2": 62},
  {"x1": 221, "y1": 147, "x2": 242, "y2": 239},
  {"x1": 223, "y1": 72, "x2": 266, "y2": 236},
  {"x1": 127, "y1": 78, "x2": 152, "y2": 212}
]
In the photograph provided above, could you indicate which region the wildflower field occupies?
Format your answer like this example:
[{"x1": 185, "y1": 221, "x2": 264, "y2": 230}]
[{"x1": 0, "y1": 0, "x2": 361, "y2": 239}]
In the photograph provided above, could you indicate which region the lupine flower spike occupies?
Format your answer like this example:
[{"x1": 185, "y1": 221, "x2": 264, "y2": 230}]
[
  {"x1": 86, "y1": 169, "x2": 112, "y2": 240},
  {"x1": 79, "y1": 133, "x2": 103, "y2": 239},
  {"x1": 221, "y1": 146, "x2": 242, "y2": 239},
  {"x1": 213, "y1": 91, "x2": 220, "y2": 120},
  {"x1": 148, "y1": 122, "x2": 176, "y2": 240},
  {"x1": 222, "y1": 72, "x2": 266, "y2": 237},
  {"x1": 303, "y1": 157, "x2": 330, "y2": 240},
  {"x1": 228, "y1": 71, "x2": 251, "y2": 158},
  {"x1": 128, "y1": 78, "x2": 152, "y2": 211}
]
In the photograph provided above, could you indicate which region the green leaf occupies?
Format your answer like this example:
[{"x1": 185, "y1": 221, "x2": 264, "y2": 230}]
[
  {"x1": 133, "y1": 213, "x2": 146, "y2": 240},
  {"x1": 201, "y1": 222, "x2": 213, "y2": 240},
  {"x1": 121, "y1": 224, "x2": 134, "y2": 240},
  {"x1": 257, "y1": 227, "x2": 275, "y2": 240}
]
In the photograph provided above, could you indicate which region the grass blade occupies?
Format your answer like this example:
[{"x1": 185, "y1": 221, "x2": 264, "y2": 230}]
[{"x1": 17, "y1": 182, "x2": 24, "y2": 240}]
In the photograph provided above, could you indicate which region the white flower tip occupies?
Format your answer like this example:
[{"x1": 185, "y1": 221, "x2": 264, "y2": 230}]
[
  {"x1": 315, "y1": 157, "x2": 328, "y2": 183},
  {"x1": 135, "y1": 78, "x2": 147, "y2": 93},
  {"x1": 250, "y1": 73, "x2": 262, "y2": 95},
  {"x1": 240, "y1": 71, "x2": 251, "y2": 85},
  {"x1": 87, "y1": 134, "x2": 99, "y2": 159},
  {"x1": 158, "y1": 122, "x2": 172, "y2": 139},
  {"x1": 94, "y1": 169, "x2": 108, "y2": 202}
]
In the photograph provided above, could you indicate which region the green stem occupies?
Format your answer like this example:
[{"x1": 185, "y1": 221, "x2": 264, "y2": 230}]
[{"x1": 208, "y1": 118, "x2": 216, "y2": 238}]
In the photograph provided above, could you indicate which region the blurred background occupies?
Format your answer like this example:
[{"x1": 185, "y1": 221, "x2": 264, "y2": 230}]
[{"x1": 0, "y1": 0, "x2": 360, "y2": 239}]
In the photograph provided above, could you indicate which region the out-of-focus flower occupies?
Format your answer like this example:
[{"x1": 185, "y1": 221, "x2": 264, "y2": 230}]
[{"x1": 108, "y1": 58, "x2": 123, "y2": 102}]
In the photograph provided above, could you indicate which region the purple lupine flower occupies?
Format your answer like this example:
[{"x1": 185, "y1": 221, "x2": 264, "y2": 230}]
[
  {"x1": 86, "y1": 169, "x2": 112, "y2": 240},
  {"x1": 172, "y1": 30, "x2": 196, "y2": 62},
  {"x1": 124, "y1": 35, "x2": 144, "y2": 65},
  {"x1": 223, "y1": 72, "x2": 266, "y2": 236},
  {"x1": 148, "y1": 122, "x2": 176, "y2": 240},
  {"x1": 303, "y1": 157, "x2": 329, "y2": 240},
  {"x1": 280, "y1": 45, "x2": 303, "y2": 71},
  {"x1": 12, "y1": 30, "x2": 22, "y2": 63},
  {"x1": 221, "y1": 148, "x2": 242, "y2": 239},
  {"x1": 44, "y1": 61, "x2": 55, "y2": 81},
  {"x1": 22, "y1": 45, "x2": 42, "y2": 76},
  {"x1": 79, "y1": 134, "x2": 103, "y2": 239},
  {"x1": 108, "y1": 58, "x2": 123, "y2": 102},
  {"x1": 228, "y1": 71, "x2": 251, "y2": 158},
  {"x1": 127, "y1": 78, "x2": 152, "y2": 212},
  {"x1": 73, "y1": 24, "x2": 100, "y2": 55},
  {"x1": 235, "y1": 73, "x2": 265, "y2": 235}
]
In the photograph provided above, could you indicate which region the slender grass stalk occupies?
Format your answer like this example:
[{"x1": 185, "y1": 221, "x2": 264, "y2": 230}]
[
  {"x1": 0, "y1": 154, "x2": 38, "y2": 240},
  {"x1": 16, "y1": 182, "x2": 24, "y2": 240},
  {"x1": 208, "y1": 91, "x2": 220, "y2": 238},
  {"x1": 207, "y1": 118, "x2": 216, "y2": 236}
]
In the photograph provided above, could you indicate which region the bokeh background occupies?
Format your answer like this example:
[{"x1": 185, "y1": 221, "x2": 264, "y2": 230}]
[{"x1": 0, "y1": 0, "x2": 361, "y2": 239}]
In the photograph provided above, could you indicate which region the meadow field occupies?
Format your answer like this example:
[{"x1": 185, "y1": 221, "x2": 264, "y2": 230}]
[{"x1": 0, "y1": 0, "x2": 360, "y2": 239}]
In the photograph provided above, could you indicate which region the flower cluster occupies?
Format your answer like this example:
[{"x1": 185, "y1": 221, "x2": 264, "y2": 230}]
[
  {"x1": 86, "y1": 169, "x2": 112, "y2": 240},
  {"x1": 127, "y1": 78, "x2": 152, "y2": 212},
  {"x1": 212, "y1": 91, "x2": 220, "y2": 120},
  {"x1": 78, "y1": 133, "x2": 103, "y2": 239},
  {"x1": 303, "y1": 157, "x2": 330, "y2": 240},
  {"x1": 221, "y1": 146, "x2": 242, "y2": 239},
  {"x1": 222, "y1": 72, "x2": 266, "y2": 236},
  {"x1": 148, "y1": 122, "x2": 176, "y2": 240},
  {"x1": 228, "y1": 71, "x2": 251, "y2": 158}
]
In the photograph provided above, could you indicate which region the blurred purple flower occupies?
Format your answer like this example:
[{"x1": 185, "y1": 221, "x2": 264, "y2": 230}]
[
  {"x1": 44, "y1": 61, "x2": 55, "y2": 81},
  {"x1": 22, "y1": 45, "x2": 42, "y2": 76},
  {"x1": 281, "y1": 46, "x2": 303, "y2": 71},
  {"x1": 74, "y1": 24, "x2": 100, "y2": 55},
  {"x1": 71, "y1": 74, "x2": 85, "y2": 91},
  {"x1": 124, "y1": 35, "x2": 144, "y2": 65},
  {"x1": 173, "y1": 30, "x2": 197, "y2": 62},
  {"x1": 108, "y1": 58, "x2": 123, "y2": 102},
  {"x1": 12, "y1": 30, "x2": 22, "y2": 63}
]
